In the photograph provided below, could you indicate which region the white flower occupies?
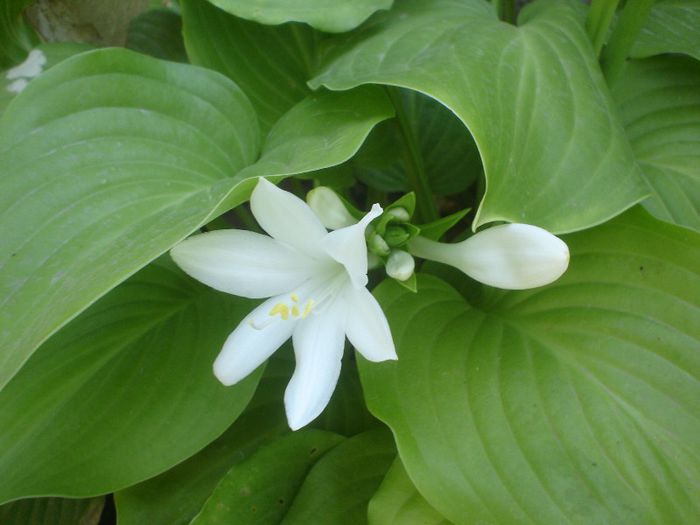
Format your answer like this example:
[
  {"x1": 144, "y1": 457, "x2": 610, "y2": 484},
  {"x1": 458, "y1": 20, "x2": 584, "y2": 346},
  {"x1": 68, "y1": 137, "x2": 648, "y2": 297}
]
[
  {"x1": 171, "y1": 178, "x2": 396, "y2": 430},
  {"x1": 409, "y1": 224, "x2": 569, "y2": 290},
  {"x1": 6, "y1": 49, "x2": 47, "y2": 94}
]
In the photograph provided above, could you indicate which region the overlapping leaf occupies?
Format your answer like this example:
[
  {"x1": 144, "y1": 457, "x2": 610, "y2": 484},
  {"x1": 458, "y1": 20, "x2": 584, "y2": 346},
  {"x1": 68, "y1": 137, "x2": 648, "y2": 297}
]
[
  {"x1": 633, "y1": 0, "x2": 700, "y2": 61},
  {"x1": 368, "y1": 459, "x2": 449, "y2": 525},
  {"x1": 0, "y1": 0, "x2": 36, "y2": 69},
  {"x1": 181, "y1": 0, "x2": 322, "y2": 133},
  {"x1": 283, "y1": 428, "x2": 396, "y2": 525},
  {"x1": 311, "y1": 0, "x2": 648, "y2": 233},
  {"x1": 359, "y1": 208, "x2": 700, "y2": 524},
  {"x1": 127, "y1": 7, "x2": 188, "y2": 63},
  {"x1": 613, "y1": 55, "x2": 700, "y2": 231},
  {"x1": 0, "y1": 259, "x2": 263, "y2": 503},
  {"x1": 0, "y1": 497, "x2": 103, "y2": 525},
  {"x1": 0, "y1": 48, "x2": 392, "y2": 388},
  {"x1": 202, "y1": 0, "x2": 392, "y2": 33}
]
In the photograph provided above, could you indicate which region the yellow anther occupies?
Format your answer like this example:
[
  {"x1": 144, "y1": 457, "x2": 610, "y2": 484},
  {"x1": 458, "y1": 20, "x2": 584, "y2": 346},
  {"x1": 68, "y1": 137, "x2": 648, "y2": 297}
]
[
  {"x1": 269, "y1": 303, "x2": 290, "y2": 320},
  {"x1": 302, "y1": 300, "x2": 314, "y2": 319},
  {"x1": 291, "y1": 293, "x2": 299, "y2": 303},
  {"x1": 291, "y1": 305, "x2": 300, "y2": 317}
]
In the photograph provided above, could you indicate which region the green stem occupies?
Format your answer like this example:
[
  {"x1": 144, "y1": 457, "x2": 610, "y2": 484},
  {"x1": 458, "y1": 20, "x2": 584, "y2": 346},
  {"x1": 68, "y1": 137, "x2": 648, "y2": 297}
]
[
  {"x1": 492, "y1": 0, "x2": 515, "y2": 24},
  {"x1": 386, "y1": 87, "x2": 439, "y2": 223},
  {"x1": 585, "y1": 0, "x2": 621, "y2": 57},
  {"x1": 600, "y1": 0, "x2": 654, "y2": 85}
]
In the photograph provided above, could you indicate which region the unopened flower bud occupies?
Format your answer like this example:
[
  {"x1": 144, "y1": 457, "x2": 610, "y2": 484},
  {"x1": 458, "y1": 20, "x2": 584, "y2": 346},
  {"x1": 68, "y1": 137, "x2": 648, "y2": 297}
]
[
  {"x1": 368, "y1": 233, "x2": 391, "y2": 256},
  {"x1": 408, "y1": 224, "x2": 569, "y2": 290},
  {"x1": 384, "y1": 225, "x2": 410, "y2": 247},
  {"x1": 386, "y1": 250, "x2": 415, "y2": 281},
  {"x1": 306, "y1": 187, "x2": 356, "y2": 230},
  {"x1": 387, "y1": 207, "x2": 410, "y2": 222}
]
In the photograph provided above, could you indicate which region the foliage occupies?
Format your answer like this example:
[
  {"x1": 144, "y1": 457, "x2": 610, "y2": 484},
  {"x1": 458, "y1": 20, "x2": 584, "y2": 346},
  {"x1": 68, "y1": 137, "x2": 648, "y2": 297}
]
[{"x1": 0, "y1": 0, "x2": 698, "y2": 523}]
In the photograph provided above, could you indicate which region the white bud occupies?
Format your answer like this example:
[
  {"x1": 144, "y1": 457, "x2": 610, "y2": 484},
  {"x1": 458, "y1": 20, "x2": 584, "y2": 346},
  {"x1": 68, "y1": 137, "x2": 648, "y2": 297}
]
[
  {"x1": 387, "y1": 207, "x2": 410, "y2": 222},
  {"x1": 409, "y1": 224, "x2": 569, "y2": 290},
  {"x1": 386, "y1": 250, "x2": 415, "y2": 281},
  {"x1": 306, "y1": 187, "x2": 356, "y2": 230}
]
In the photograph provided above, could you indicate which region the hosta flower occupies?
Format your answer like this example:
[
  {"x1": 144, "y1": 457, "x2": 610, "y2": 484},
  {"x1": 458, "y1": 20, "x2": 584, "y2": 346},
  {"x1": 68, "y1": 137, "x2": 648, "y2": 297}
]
[
  {"x1": 409, "y1": 224, "x2": 569, "y2": 290},
  {"x1": 171, "y1": 178, "x2": 396, "y2": 430}
]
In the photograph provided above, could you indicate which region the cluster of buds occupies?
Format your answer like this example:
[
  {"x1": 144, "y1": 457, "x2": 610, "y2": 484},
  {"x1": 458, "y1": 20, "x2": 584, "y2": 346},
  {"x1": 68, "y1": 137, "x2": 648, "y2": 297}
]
[
  {"x1": 308, "y1": 188, "x2": 420, "y2": 290},
  {"x1": 308, "y1": 186, "x2": 569, "y2": 291}
]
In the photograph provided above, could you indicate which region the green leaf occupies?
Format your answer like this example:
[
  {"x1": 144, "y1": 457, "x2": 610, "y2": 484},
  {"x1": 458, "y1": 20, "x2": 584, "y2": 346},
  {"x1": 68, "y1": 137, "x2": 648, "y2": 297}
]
[
  {"x1": 116, "y1": 357, "x2": 292, "y2": 525},
  {"x1": 283, "y1": 428, "x2": 396, "y2": 525},
  {"x1": 311, "y1": 0, "x2": 648, "y2": 233},
  {"x1": 0, "y1": 497, "x2": 104, "y2": 525},
  {"x1": 181, "y1": 0, "x2": 321, "y2": 134},
  {"x1": 238, "y1": 86, "x2": 394, "y2": 179},
  {"x1": 0, "y1": 47, "x2": 390, "y2": 389},
  {"x1": 417, "y1": 208, "x2": 471, "y2": 241},
  {"x1": 127, "y1": 8, "x2": 188, "y2": 63},
  {"x1": 359, "y1": 208, "x2": 700, "y2": 524},
  {"x1": 0, "y1": 47, "x2": 259, "y2": 388},
  {"x1": 1, "y1": 42, "x2": 93, "y2": 118},
  {"x1": 352, "y1": 89, "x2": 481, "y2": 195},
  {"x1": 0, "y1": 259, "x2": 263, "y2": 503},
  {"x1": 632, "y1": 0, "x2": 700, "y2": 61},
  {"x1": 368, "y1": 459, "x2": 450, "y2": 525},
  {"x1": 0, "y1": 0, "x2": 37, "y2": 69},
  {"x1": 202, "y1": 0, "x2": 392, "y2": 33},
  {"x1": 191, "y1": 429, "x2": 345, "y2": 524},
  {"x1": 612, "y1": 55, "x2": 700, "y2": 231}
]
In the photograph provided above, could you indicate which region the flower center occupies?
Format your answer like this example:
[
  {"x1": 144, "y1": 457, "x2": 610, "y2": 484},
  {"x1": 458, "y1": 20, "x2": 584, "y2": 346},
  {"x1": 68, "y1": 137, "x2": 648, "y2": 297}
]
[{"x1": 268, "y1": 293, "x2": 314, "y2": 321}]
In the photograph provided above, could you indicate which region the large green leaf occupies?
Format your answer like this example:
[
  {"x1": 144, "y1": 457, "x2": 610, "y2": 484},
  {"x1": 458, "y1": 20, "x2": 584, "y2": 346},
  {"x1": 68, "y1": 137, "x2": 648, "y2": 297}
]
[
  {"x1": 612, "y1": 55, "x2": 700, "y2": 231},
  {"x1": 0, "y1": 47, "x2": 259, "y2": 388},
  {"x1": 368, "y1": 459, "x2": 450, "y2": 525},
  {"x1": 0, "y1": 497, "x2": 103, "y2": 525},
  {"x1": 126, "y1": 7, "x2": 188, "y2": 63},
  {"x1": 352, "y1": 88, "x2": 481, "y2": 196},
  {"x1": 0, "y1": 259, "x2": 263, "y2": 503},
  {"x1": 359, "y1": 208, "x2": 700, "y2": 524},
  {"x1": 191, "y1": 429, "x2": 345, "y2": 524},
  {"x1": 311, "y1": 0, "x2": 648, "y2": 233},
  {"x1": 283, "y1": 428, "x2": 396, "y2": 525},
  {"x1": 116, "y1": 357, "x2": 292, "y2": 525},
  {"x1": 632, "y1": 0, "x2": 700, "y2": 61},
  {"x1": 181, "y1": 0, "x2": 321, "y2": 133},
  {"x1": 203, "y1": 0, "x2": 392, "y2": 33},
  {"x1": 1, "y1": 42, "x2": 93, "y2": 118},
  {"x1": 116, "y1": 352, "x2": 379, "y2": 525},
  {"x1": 0, "y1": 47, "x2": 391, "y2": 389},
  {"x1": 238, "y1": 86, "x2": 393, "y2": 179}
]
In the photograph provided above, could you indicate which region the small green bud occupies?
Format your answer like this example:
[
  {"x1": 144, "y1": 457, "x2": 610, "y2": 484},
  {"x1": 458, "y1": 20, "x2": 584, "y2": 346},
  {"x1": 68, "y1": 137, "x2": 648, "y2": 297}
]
[
  {"x1": 384, "y1": 225, "x2": 411, "y2": 247},
  {"x1": 368, "y1": 233, "x2": 391, "y2": 256}
]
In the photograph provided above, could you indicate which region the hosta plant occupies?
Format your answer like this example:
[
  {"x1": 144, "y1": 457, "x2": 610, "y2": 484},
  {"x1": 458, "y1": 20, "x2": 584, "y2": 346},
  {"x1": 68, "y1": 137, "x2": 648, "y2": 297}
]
[{"x1": 0, "y1": 0, "x2": 698, "y2": 524}]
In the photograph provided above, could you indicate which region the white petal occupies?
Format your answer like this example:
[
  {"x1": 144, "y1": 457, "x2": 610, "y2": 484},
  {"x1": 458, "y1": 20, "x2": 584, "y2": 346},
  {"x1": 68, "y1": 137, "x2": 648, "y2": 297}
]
[
  {"x1": 250, "y1": 178, "x2": 328, "y2": 255},
  {"x1": 306, "y1": 186, "x2": 357, "y2": 229},
  {"x1": 6, "y1": 49, "x2": 46, "y2": 80},
  {"x1": 214, "y1": 296, "x2": 298, "y2": 386},
  {"x1": 322, "y1": 203, "x2": 382, "y2": 289},
  {"x1": 344, "y1": 286, "x2": 397, "y2": 362},
  {"x1": 284, "y1": 302, "x2": 346, "y2": 430},
  {"x1": 410, "y1": 224, "x2": 569, "y2": 290},
  {"x1": 170, "y1": 230, "x2": 317, "y2": 299}
]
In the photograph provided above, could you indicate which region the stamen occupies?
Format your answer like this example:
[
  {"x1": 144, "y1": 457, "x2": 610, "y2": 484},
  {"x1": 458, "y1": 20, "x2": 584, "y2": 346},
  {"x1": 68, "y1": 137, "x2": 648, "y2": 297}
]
[
  {"x1": 291, "y1": 293, "x2": 299, "y2": 303},
  {"x1": 269, "y1": 303, "x2": 290, "y2": 320},
  {"x1": 302, "y1": 300, "x2": 314, "y2": 318},
  {"x1": 291, "y1": 305, "x2": 300, "y2": 317}
]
